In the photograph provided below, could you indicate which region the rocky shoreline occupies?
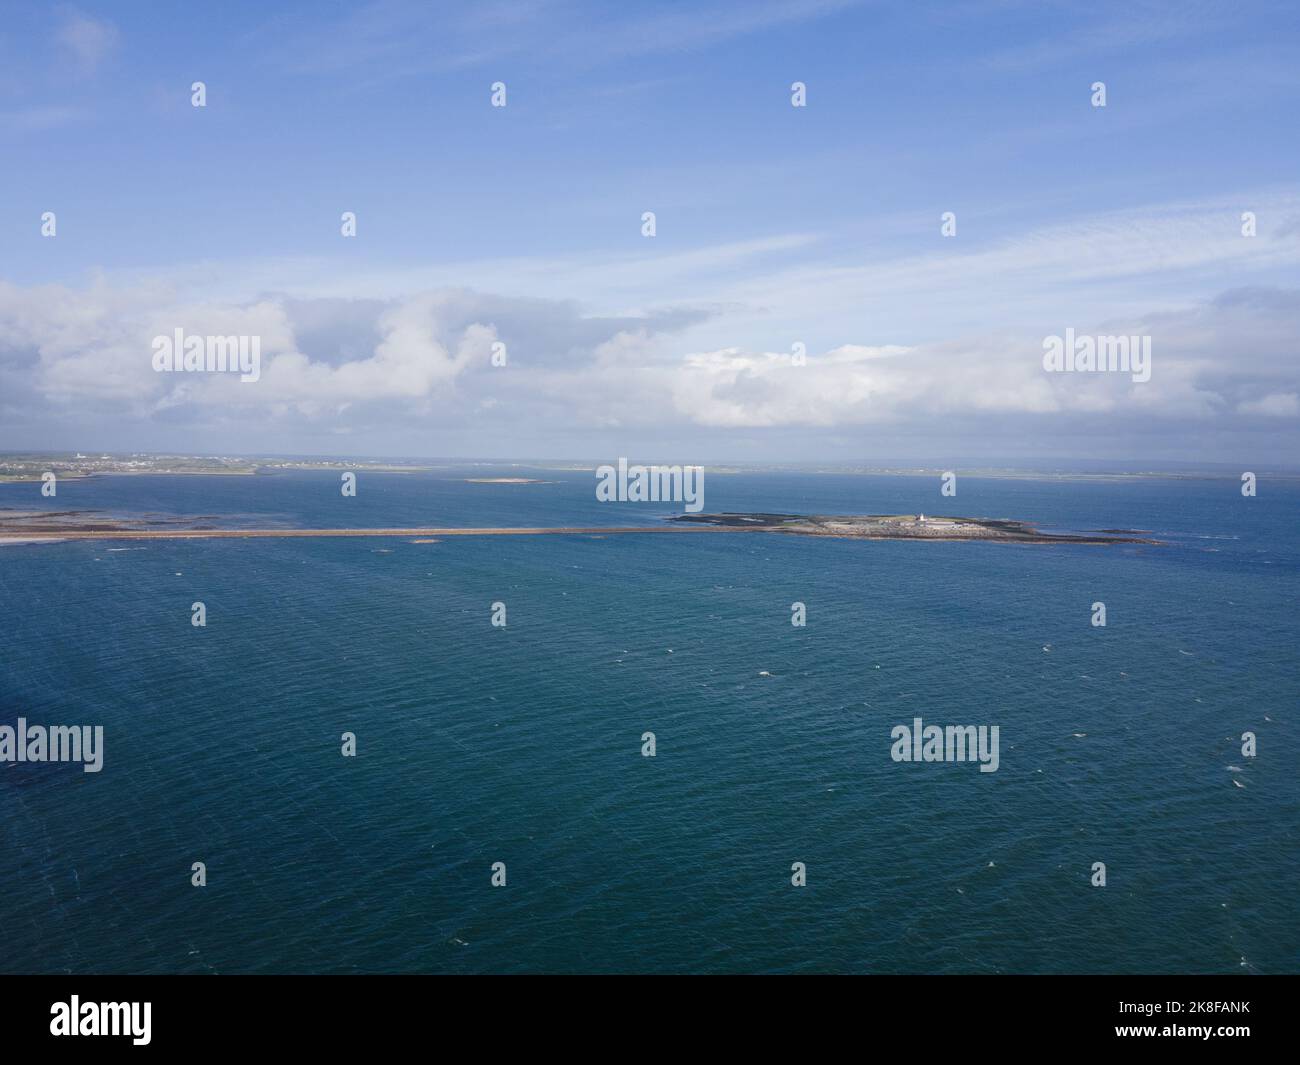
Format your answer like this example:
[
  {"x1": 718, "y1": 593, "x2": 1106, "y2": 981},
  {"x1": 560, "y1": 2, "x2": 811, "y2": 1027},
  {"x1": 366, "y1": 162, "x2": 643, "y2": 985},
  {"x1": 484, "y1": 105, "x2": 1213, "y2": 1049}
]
[{"x1": 669, "y1": 512, "x2": 1164, "y2": 545}]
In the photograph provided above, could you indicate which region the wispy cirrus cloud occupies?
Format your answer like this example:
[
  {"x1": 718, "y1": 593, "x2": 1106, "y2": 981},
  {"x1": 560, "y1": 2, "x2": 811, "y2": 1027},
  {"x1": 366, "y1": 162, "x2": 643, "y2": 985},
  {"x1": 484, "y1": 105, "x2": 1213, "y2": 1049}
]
[
  {"x1": 276, "y1": 0, "x2": 864, "y2": 81},
  {"x1": 0, "y1": 104, "x2": 88, "y2": 131}
]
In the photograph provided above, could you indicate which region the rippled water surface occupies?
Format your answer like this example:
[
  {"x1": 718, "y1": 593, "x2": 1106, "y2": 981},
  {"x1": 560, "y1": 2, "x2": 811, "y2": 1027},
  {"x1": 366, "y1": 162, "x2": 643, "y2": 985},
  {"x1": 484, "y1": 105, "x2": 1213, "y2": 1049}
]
[{"x1": 2, "y1": 469, "x2": 1296, "y2": 973}]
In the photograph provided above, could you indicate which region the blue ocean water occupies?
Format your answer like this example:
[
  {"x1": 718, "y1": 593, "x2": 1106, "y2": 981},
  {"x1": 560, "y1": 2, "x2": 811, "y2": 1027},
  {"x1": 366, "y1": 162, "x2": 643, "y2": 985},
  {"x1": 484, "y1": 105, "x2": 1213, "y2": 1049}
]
[{"x1": 1, "y1": 468, "x2": 1297, "y2": 974}]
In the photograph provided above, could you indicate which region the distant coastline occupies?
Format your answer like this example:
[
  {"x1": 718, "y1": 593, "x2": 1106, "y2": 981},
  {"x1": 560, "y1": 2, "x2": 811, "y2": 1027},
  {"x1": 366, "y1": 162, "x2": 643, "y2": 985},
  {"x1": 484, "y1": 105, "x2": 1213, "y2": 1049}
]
[{"x1": 2, "y1": 451, "x2": 1297, "y2": 484}]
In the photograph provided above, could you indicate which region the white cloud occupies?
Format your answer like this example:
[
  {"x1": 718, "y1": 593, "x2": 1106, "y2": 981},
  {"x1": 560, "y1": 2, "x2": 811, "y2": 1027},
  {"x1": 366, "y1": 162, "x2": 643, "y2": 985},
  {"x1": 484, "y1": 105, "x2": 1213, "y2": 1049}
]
[
  {"x1": 0, "y1": 105, "x2": 88, "y2": 131},
  {"x1": 3, "y1": 178, "x2": 1299, "y2": 464},
  {"x1": 55, "y1": 10, "x2": 118, "y2": 75},
  {"x1": 2, "y1": 278, "x2": 1296, "y2": 449},
  {"x1": 1238, "y1": 392, "x2": 1299, "y2": 417}
]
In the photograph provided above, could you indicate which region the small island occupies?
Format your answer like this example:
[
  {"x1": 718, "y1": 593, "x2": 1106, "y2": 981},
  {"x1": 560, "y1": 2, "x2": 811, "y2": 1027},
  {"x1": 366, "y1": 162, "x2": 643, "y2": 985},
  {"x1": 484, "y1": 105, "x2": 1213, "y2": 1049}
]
[
  {"x1": 0, "y1": 508, "x2": 1161, "y2": 546},
  {"x1": 668, "y1": 512, "x2": 1163, "y2": 545}
]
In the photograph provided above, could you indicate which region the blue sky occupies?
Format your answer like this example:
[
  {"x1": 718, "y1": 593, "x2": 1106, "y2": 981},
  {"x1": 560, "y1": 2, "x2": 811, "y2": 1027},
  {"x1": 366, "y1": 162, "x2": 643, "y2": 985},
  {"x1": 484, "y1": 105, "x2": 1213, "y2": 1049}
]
[{"x1": 2, "y1": 1, "x2": 1299, "y2": 464}]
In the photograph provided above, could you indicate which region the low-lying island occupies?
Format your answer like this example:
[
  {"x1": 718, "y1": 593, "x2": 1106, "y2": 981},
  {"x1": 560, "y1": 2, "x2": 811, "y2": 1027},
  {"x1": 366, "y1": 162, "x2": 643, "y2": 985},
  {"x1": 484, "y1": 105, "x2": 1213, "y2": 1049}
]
[
  {"x1": 0, "y1": 509, "x2": 1162, "y2": 545},
  {"x1": 669, "y1": 512, "x2": 1163, "y2": 545}
]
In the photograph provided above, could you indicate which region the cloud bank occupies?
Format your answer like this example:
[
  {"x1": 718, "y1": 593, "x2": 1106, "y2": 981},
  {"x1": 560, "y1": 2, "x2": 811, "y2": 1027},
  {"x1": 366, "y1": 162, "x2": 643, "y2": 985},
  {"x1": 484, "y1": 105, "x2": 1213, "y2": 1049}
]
[{"x1": 1, "y1": 277, "x2": 1296, "y2": 463}]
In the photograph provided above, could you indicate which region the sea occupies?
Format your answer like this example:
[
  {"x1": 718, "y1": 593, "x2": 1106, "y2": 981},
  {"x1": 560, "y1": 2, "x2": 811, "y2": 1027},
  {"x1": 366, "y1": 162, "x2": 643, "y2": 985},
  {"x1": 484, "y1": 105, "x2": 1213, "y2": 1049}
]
[{"x1": 1, "y1": 467, "x2": 1297, "y2": 974}]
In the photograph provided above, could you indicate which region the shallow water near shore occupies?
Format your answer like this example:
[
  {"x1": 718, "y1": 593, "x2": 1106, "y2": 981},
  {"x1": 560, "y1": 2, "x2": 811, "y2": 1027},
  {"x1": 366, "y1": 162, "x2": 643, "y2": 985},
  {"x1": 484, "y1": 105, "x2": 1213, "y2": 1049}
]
[{"x1": 1, "y1": 468, "x2": 1297, "y2": 973}]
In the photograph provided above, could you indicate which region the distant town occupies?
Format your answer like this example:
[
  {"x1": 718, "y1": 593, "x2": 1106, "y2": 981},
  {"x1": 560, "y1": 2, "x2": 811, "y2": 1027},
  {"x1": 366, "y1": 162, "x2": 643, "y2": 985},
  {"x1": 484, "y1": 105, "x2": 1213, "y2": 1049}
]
[
  {"x1": 0, "y1": 452, "x2": 433, "y2": 482},
  {"x1": 1, "y1": 451, "x2": 1292, "y2": 484}
]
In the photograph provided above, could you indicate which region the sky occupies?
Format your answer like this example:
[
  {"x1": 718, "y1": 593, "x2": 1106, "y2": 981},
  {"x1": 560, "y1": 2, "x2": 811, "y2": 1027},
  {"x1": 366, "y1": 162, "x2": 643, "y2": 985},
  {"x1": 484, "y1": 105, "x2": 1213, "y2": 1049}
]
[{"x1": 1, "y1": 0, "x2": 1298, "y2": 466}]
